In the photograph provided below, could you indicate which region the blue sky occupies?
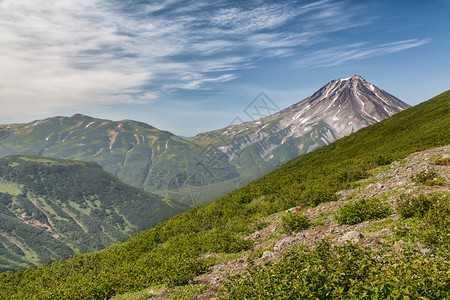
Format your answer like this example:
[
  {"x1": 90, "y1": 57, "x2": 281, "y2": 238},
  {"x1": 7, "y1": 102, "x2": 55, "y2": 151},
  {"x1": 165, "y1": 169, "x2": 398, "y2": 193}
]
[{"x1": 0, "y1": 0, "x2": 449, "y2": 136}]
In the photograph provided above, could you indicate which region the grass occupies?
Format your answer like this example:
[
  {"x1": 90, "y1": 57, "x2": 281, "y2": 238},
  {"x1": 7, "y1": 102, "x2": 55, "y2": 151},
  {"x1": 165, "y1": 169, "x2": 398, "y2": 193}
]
[{"x1": 0, "y1": 180, "x2": 22, "y2": 196}]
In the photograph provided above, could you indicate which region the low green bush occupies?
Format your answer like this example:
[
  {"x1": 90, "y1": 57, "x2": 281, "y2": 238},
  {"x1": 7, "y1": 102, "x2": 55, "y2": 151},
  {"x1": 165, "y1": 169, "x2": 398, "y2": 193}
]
[
  {"x1": 374, "y1": 154, "x2": 393, "y2": 166},
  {"x1": 396, "y1": 194, "x2": 438, "y2": 218},
  {"x1": 281, "y1": 207, "x2": 311, "y2": 233},
  {"x1": 412, "y1": 169, "x2": 439, "y2": 184},
  {"x1": 425, "y1": 176, "x2": 445, "y2": 186},
  {"x1": 394, "y1": 194, "x2": 449, "y2": 253},
  {"x1": 301, "y1": 186, "x2": 337, "y2": 206},
  {"x1": 433, "y1": 157, "x2": 449, "y2": 166},
  {"x1": 335, "y1": 198, "x2": 392, "y2": 225},
  {"x1": 423, "y1": 195, "x2": 450, "y2": 248}
]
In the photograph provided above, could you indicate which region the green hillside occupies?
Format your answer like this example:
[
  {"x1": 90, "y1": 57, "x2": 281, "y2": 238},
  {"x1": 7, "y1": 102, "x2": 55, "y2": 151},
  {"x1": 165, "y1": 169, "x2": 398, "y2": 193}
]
[
  {"x1": 0, "y1": 115, "x2": 239, "y2": 194},
  {"x1": 0, "y1": 156, "x2": 177, "y2": 271},
  {"x1": 0, "y1": 90, "x2": 448, "y2": 299}
]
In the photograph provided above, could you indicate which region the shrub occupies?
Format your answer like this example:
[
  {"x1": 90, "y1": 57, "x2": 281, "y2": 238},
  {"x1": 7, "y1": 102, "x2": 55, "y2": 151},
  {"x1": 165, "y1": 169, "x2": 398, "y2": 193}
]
[
  {"x1": 425, "y1": 176, "x2": 445, "y2": 186},
  {"x1": 412, "y1": 169, "x2": 439, "y2": 184},
  {"x1": 374, "y1": 154, "x2": 393, "y2": 166},
  {"x1": 395, "y1": 194, "x2": 449, "y2": 250},
  {"x1": 396, "y1": 194, "x2": 438, "y2": 218},
  {"x1": 433, "y1": 157, "x2": 449, "y2": 166},
  {"x1": 422, "y1": 195, "x2": 450, "y2": 248},
  {"x1": 281, "y1": 207, "x2": 311, "y2": 233},
  {"x1": 335, "y1": 198, "x2": 392, "y2": 225},
  {"x1": 302, "y1": 187, "x2": 337, "y2": 206}
]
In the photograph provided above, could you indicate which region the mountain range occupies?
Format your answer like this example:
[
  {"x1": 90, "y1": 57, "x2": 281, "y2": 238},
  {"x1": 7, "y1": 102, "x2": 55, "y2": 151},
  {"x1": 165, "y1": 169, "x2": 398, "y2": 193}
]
[
  {"x1": 0, "y1": 115, "x2": 239, "y2": 194},
  {"x1": 0, "y1": 75, "x2": 409, "y2": 206}
]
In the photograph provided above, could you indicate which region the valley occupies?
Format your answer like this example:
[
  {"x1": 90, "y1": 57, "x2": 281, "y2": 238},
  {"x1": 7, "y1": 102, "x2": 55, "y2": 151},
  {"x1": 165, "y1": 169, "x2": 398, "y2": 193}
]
[{"x1": 0, "y1": 155, "x2": 177, "y2": 271}]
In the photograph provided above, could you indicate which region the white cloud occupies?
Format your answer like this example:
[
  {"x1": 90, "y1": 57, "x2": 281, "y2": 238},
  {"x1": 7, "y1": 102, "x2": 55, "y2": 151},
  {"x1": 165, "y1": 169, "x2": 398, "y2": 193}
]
[
  {"x1": 0, "y1": 0, "x2": 158, "y2": 118},
  {"x1": 210, "y1": 4, "x2": 296, "y2": 34},
  {"x1": 297, "y1": 39, "x2": 432, "y2": 67},
  {"x1": 0, "y1": 0, "x2": 432, "y2": 121},
  {"x1": 179, "y1": 74, "x2": 238, "y2": 90}
]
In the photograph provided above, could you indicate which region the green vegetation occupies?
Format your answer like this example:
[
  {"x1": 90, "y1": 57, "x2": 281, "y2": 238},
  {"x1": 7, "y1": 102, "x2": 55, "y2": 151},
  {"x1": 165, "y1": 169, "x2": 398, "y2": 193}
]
[
  {"x1": 0, "y1": 91, "x2": 448, "y2": 299},
  {"x1": 0, "y1": 115, "x2": 239, "y2": 194},
  {"x1": 412, "y1": 168, "x2": 445, "y2": 186},
  {"x1": 396, "y1": 193, "x2": 439, "y2": 218},
  {"x1": 0, "y1": 180, "x2": 21, "y2": 195},
  {"x1": 223, "y1": 240, "x2": 449, "y2": 299},
  {"x1": 0, "y1": 156, "x2": 177, "y2": 271},
  {"x1": 281, "y1": 208, "x2": 311, "y2": 233},
  {"x1": 433, "y1": 157, "x2": 450, "y2": 165},
  {"x1": 395, "y1": 193, "x2": 449, "y2": 250},
  {"x1": 335, "y1": 198, "x2": 392, "y2": 225}
]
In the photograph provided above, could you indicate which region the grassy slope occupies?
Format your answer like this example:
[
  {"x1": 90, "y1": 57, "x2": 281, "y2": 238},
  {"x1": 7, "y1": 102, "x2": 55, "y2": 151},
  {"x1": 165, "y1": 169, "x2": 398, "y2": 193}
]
[
  {"x1": 0, "y1": 91, "x2": 448, "y2": 299},
  {"x1": 0, "y1": 156, "x2": 178, "y2": 272}
]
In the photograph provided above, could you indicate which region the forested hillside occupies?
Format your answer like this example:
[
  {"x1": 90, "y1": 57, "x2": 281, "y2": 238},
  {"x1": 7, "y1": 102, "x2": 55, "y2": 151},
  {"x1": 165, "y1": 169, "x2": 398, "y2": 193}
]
[{"x1": 0, "y1": 156, "x2": 177, "y2": 271}]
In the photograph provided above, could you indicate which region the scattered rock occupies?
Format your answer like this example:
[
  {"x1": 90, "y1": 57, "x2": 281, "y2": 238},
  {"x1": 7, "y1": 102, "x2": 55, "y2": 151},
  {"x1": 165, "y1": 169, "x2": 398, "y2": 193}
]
[
  {"x1": 419, "y1": 248, "x2": 433, "y2": 256},
  {"x1": 261, "y1": 251, "x2": 275, "y2": 259},
  {"x1": 295, "y1": 233, "x2": 306, "y2": 239},
  {"x1": 252, "y1": 231, "x2": 261, "y2": 239},
  {"x1": 379, "y1": 228, "x2": 393, "y2": 235},
  {"x1": 274, "y1": 236, "x2": 304, "y2": 252},
  {"x1": 338, "y1": 231, "x2": 364, "y2": 244}
]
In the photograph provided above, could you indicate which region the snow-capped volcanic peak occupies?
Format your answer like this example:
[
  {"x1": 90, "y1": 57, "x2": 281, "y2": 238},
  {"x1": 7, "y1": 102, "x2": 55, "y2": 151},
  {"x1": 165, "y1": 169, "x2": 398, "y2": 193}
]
[
  {"x1": 190, "y1": 75, "x2": 410, "y2": 174},
  {"x1": 279, "y1": 75, "x2": 410, "y2": 138},
  {"x1": 341, "y1": 74, "x2": 364, "y2": 81}
]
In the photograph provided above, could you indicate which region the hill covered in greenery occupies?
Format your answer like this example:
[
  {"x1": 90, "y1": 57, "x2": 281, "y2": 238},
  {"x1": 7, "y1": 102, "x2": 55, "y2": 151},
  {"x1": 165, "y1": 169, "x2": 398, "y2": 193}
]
[
  {"x1": 0, "y1": 114, "x2": 239, "y2": 194},
  {"x1": 0, "y1": 90, "x2": 448, "y2": 299},
  {"x1": 0, "y1": 156, "x2": 177, "y2": 271}
]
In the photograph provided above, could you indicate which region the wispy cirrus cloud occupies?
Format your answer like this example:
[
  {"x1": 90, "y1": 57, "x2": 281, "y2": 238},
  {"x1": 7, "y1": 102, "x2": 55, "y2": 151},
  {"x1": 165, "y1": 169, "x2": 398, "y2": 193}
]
[
  {"x1": 297, "y1": 39, "x2": 432, "y2": 68},
  {"x1": 0, "y1": 0, "x2": 431, "y2": 120}
]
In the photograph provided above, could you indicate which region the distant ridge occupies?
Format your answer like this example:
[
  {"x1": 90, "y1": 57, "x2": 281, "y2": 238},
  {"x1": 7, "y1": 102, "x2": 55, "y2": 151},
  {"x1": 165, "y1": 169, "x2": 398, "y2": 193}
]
[{"x1": 0, "y1": 114, "x2": 239, "y2": 192}]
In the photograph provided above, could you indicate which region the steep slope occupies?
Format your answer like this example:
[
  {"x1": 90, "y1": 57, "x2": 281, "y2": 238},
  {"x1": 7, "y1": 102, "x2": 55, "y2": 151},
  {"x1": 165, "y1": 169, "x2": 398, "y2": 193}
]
[
  {"x1": 188, "y1": 75, "x2": 410, "y2": 177},
  {"x1": 149, "y1": 145, "x2": 450, "y2": 299},
  {"x1": 0, "y1": 156, "x2": 177, "y2": 271},
  {"x1": 0, "y1": 90, "x2": 447, "y2": 299},
  {"x1": 0, "y1": 115, "x2": 239, "y2": 193}
]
